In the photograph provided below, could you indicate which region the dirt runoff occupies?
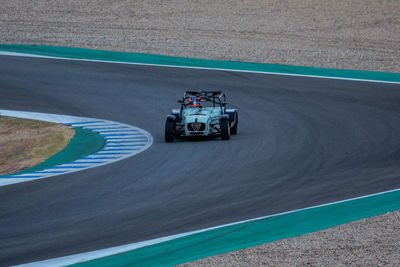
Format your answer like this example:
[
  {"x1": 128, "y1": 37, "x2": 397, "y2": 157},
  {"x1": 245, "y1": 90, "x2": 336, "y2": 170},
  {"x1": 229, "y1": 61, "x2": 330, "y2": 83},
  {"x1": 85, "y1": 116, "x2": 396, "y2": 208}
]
[
  {"x1": 1, "y1": 0, "x2": 399, "y2": 73},
  {"x1": 0, "y1": 116, "x2": 74, "y2": 176},
  {"x1": 1, "y1": 0, "x2": 400, "y2": 265}
]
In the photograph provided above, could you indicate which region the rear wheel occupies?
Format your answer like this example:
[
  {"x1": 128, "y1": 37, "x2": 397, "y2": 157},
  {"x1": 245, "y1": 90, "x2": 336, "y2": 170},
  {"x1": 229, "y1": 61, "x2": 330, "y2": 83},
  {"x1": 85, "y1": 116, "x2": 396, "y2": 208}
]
[
  {"x1": 220, "y1": 119, "x2": 230, "y2": 140},
  {"x1": 165, "y1": 119, "x2": 175, "y2": 143},
  {"x1": 230, "y1": 112, "x2": 238, "y2": 135}
]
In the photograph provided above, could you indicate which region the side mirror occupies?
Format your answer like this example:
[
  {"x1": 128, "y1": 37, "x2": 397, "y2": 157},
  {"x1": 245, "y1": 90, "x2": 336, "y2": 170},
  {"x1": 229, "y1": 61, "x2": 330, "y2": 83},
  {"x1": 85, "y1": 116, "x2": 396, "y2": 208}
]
[{"x1": 177, "y1": 100, "x2": 183, "y2": 103}]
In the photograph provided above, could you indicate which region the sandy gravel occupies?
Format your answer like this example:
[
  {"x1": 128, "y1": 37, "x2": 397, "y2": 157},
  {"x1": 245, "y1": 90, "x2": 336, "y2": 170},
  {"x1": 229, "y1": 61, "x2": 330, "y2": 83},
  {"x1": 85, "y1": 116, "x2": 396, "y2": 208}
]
[
  {"x1": 1, "y1": 0, "x2": 400, "y2": 265},
  {"x1": 1, "y1": 0, "x2": 399, "y2": 72},
  {"x1": 180, "y1": 211, "x2": 400, "y2": 266}
]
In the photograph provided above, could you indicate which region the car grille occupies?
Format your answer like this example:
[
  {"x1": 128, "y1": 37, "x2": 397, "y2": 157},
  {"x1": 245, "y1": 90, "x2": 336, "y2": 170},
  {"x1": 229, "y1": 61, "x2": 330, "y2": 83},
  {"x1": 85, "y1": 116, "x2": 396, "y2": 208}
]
[{"x1": 187, "y1": 122, "x2": 206, "y2": 131}]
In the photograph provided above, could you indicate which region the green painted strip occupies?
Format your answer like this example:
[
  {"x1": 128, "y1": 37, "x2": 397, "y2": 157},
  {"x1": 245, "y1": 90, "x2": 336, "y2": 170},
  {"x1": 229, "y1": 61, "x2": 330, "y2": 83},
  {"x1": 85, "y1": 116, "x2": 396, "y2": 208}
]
[
  {"x1": 1, "y1": 44, "x2": 399, "y2": 83},
  {"x1": 1, "y1": 127, "x2": 105, "y2": 177},
  {"x1": 73, "y1": 189, "x2": 400, "y2": 266}
]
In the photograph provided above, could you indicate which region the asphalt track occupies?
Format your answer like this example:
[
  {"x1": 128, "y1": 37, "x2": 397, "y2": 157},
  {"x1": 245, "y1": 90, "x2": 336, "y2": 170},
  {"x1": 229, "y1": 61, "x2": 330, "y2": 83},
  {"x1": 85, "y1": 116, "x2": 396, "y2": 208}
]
[{"x1": 0, "y1": 55, "x2": 400, "y2": 265}]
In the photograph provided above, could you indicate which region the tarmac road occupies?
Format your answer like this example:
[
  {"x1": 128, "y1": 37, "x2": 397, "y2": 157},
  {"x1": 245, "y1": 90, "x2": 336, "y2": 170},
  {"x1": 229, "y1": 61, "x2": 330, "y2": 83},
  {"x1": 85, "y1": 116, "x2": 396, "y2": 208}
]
[{"x1": 0, "y1": 55, "x2": 400, "y2": 265}]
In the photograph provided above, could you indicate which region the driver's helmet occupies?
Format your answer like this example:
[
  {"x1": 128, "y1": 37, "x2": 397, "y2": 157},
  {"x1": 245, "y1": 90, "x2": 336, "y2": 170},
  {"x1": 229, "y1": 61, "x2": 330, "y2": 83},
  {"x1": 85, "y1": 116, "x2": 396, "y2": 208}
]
[{"x1": 189, "y1": 97, "x2": 201, "y2": 107}]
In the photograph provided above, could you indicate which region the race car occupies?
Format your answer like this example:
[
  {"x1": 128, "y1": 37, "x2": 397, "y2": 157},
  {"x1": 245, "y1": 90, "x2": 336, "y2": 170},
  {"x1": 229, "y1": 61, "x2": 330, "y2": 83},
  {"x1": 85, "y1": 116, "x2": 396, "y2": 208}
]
[{"x1": 165, "y1": 91, "x2": 238, "y2": 142}]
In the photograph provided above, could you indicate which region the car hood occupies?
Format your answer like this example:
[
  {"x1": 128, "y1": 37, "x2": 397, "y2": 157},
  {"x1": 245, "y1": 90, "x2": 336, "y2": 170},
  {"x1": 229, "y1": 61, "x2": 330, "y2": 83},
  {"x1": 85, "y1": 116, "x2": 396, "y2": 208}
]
[{"x1": 183, "y1": 107, "x2": 221, "y2": 123}]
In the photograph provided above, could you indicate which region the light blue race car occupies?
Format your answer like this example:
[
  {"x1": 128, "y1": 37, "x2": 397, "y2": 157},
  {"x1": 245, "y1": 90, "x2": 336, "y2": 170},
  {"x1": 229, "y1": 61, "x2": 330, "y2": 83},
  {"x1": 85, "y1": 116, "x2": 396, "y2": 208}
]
[{"x1": 165, "y1": 91, "x2": 238, "y2": 142}]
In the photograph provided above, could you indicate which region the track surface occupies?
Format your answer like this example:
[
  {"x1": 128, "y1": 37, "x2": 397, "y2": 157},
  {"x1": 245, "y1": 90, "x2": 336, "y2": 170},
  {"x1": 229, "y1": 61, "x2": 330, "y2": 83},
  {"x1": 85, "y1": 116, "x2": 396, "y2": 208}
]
[{"x1": 0, "y1": 55, "x2": 400, "y2": 265}]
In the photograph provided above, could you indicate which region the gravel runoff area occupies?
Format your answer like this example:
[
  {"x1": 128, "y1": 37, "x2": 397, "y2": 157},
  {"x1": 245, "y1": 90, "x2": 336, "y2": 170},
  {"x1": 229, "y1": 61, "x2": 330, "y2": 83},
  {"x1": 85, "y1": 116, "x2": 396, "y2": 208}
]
[
  {"x1": 1, "y1": 0, "x2": 399, "y2": 265},
  {"x1": 180, "y1": 211, "x2": 400, "y2": 266},
  {"x1": 1, "y1": 0, "x2": 399, "y2": 72}
]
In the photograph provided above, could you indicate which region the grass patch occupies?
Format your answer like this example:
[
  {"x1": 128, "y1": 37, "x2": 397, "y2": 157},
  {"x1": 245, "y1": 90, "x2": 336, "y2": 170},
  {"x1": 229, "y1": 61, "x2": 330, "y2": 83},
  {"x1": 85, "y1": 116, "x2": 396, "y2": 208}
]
[{"x1": 0, "y1": 116, "x2": 75, "y2": 176}]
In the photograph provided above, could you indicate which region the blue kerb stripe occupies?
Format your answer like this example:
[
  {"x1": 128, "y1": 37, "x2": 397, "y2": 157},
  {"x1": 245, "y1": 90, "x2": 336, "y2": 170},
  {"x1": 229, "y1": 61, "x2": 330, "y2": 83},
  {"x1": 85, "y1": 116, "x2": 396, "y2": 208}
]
[
  {"x1": 90, "y1": 127, "x2": 132, "y2": 132},
  {"x1": 109, "y1": 142, "x2": 145, "y2": 144},
  {"x1": 34, "y1": 171, "x2": 68, "y2": 174},
  {"x1": 104, "y1": 148, "x2": 141, "y2": 151},
  {"x1": 69, "y1": 161, "x2": 105, "y2": 164},
  {"x1": 90, "y1": 153, "x2": 129, "y2": 155},
  {"x1": 105, "y1": 135, "x2": 146, "y2": 138},
  {"x1": 83, "y1": 157, "x2": 121, "y2": 159},
  {"x1": 107, "y1": 140, "x2": 148, "y2": 142},
  {"x1": 94, "y1": 152, "x2": 132, "y2": 155},
  {"x1": 95, "y1": 130, "x2": 139, "y2": 133},
  {"x1": 106, "y1": 144, "x2": 144, "y2": 147},
  {"x1": 106, "y1": 140, "x2": 147, "y2": 143},
  {"x1": 93, "y1": 152, "x2": 133, "y2": 155},
  {"x1": 69, "y1": 121, "x2": 105, "y2": 125},
  {"x1": 102, "y1": 134, "x2": 142, "y2": 137},
  {"x1": 95, "y1": 128, "x2": 137, "y2": 130},
  {"x1": 102, "y1": 148, "x2": 144, "y2": 151},
  {"x1": 52, "y1": 166, "x2": 89, "y2": 169},
  {"x1": 107, "y1": 140, "x2": 147, "y2": 143},
  {"x1": 105, "y1": 137, "x2": 147, "y2": 140}
]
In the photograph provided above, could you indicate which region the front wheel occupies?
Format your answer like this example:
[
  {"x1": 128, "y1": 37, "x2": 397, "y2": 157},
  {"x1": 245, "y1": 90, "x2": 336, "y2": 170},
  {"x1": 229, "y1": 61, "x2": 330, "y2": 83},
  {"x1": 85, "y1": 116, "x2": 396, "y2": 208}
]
[
  {"x1": 165, "y1": 119, "x2": 175, "y2": 143},
  {"x1": 220, "y1": 119, "x2": 230, "y2": 140}
]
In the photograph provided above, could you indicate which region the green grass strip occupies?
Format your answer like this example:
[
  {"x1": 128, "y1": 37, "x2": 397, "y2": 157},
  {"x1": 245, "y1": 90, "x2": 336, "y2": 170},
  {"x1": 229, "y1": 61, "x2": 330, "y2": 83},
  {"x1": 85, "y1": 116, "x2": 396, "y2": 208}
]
[
  {"x1": 74, "y1": 189, "x2": 400, "y2": 266},
  {"x1": 2, "y1": 127, "x2": 105, "y2": 176},
  {"x1": 1, "y1": 44, "x2": 399, "y2": 83}
]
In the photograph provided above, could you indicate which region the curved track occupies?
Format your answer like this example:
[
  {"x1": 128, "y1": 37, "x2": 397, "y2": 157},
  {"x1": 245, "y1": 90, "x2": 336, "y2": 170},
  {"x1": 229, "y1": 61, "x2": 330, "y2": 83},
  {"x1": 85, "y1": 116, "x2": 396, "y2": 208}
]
[{"x1": 0, "y1": 55, "x2": 400, "y2": 265}]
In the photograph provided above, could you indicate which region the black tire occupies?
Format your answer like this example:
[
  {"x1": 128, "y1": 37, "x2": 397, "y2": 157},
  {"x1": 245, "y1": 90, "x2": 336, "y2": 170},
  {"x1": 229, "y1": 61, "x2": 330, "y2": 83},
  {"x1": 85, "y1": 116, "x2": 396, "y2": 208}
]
[
  {"x1": 165, "y1": 119, "x2": 175, "y2": 143},
  {"x1": 230, "y1": 112, "x2": 238, "y2": 135},
  {"x1": 172, "y1": 112, "x2": 180, "y2": 123},
  {"x1": 220, "y1": 119, "x2": 230, "y2": 140}
]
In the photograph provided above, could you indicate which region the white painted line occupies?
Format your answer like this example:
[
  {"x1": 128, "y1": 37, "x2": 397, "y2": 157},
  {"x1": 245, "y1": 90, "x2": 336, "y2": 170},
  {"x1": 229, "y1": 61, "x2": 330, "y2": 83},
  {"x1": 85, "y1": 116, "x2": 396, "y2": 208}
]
[
  {"x1": 33, "y1": 170, "x2": 78, "y2": 174},
  {"x1": 0, "y1": 178, "x2": 31, "y2": 186},
  {"x1": 9, "y1": 174, "x2": 44, "y2": 178},
  {"x1": 9, "y1": 173, "x2": 40, "y2": 177},
  {"x1": 1, "y1": 51, "x2": 399, "y2": 84},
  {"x1": 20, "y1": 186, "x2": 400, "y2": 267},
  {"x1": 10, "y1": 174, "x2": 54, "y2": 178},
  {"x1": 0, "y1": 109, "x2": 153, "y2": 187}
]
